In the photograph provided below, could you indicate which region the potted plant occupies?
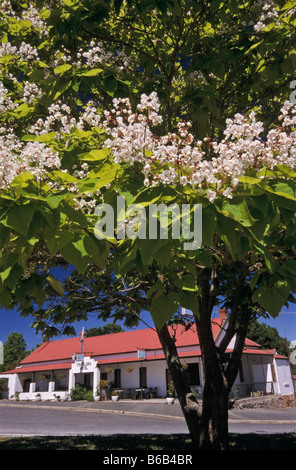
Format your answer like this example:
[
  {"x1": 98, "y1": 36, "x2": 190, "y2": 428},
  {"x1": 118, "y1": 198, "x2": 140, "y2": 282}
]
[
  {"x1": 111, "y1": 391, "x2": 119, "y2": 402},
  {"x1": 11, "y1": 391, "x2": 20, "y2": 401},
  {"x1": 181, "y1": 362, "x2": 188, "y2": 370},
  {"x1": 99, "y1": 380, "x2": 108, "y2": 400},
  {"x1": 166, "y1": 380, "x2": 175, "y2": 404},
  {"x1": 125, "y1": 366, "x2": 134, "y2": 373},
  {"x1": 100, "y1": 380, "x2": 108, "y2": 389},
  {"x1": 105, "y1": 367, "x2": 114, "y2": 374},
  {"x1": 94, "y1": 385, "x2": 101, "y2": 401}
]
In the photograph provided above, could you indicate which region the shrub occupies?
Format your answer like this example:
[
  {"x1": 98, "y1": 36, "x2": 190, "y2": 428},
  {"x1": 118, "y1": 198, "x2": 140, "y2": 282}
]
[
  {"x1": 85, "y1": 390, "x2": 94, "y2": 402},
  {"x1": 70, "y1": 384, "x2": 88, "y2": 401}
]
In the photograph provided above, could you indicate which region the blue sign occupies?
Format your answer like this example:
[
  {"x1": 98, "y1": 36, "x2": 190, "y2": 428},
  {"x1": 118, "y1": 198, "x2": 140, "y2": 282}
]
[{"x1": 137, "y1": 350, "x2": 146, "y2": 359}]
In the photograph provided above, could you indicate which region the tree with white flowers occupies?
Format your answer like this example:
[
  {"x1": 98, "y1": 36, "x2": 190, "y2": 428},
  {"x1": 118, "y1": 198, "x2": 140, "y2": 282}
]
[{"x1": 1, "y1": 0, "x2": 296, "y2": 449}]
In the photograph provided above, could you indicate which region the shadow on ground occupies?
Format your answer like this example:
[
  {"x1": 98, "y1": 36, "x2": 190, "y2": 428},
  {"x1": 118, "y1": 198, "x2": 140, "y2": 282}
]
[{"x1": 0, "y1": 433, "x2": 296, "y2": 450}]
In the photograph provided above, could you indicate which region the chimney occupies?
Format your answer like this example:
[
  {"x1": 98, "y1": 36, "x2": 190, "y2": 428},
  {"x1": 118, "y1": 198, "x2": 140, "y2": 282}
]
[{"x1": 218, "y1": 308, "x2": 228, "y2": 320}]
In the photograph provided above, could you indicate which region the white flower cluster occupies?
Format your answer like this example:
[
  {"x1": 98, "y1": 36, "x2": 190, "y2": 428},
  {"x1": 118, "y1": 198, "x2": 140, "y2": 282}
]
[
  {"x1": 0, "y1": 1, "x2": 49, "y2": 35},
  {"x1": 0, "y1": 0, "x2": 15, "y2": 16},
  {"x1": 0, "y1": 41, "x2": 17, "y2": 58},
  {"x1": 0, "y1": 131, "x2": 61, "y2": 189},
  {"x1": 0, "y1": 84, "x2": 18, "y2": 112},
  {"x1": 29, "y1": 101, "x2": 76, "y2": 136},
  {"x1": 103, "y1": 92, "x2": 163, "y2": 166},
  {"x1": 28, "y1": 100, "x2": 101, "y2": 137},
  {"x1": 76, "y1": 40, "x2": 131, "y2": 72},
  {"x1": 22, "y1": 4, "x2": 49, "y2": 36},
  {"x1": 252, "y1": 0, "x2": 279, "y2": 32},
  {"x1": 103, "y1": 93, "x2": 296, "y2": 201},
  {"x1": 0, "y1": 41, "x2": 39, "y2": 62},
  {"x1": 23, "y1": 82, "x2": 43, "y2": 103}
]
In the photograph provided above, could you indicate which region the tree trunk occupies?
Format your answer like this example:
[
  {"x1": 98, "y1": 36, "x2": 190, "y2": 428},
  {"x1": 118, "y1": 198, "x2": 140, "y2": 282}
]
[
  {"x1": 156, "y1": 325, "x2": 202, "y2": 446},
  {"x1": 195, "y1": 314, "x2": 230, "y2": 450}
]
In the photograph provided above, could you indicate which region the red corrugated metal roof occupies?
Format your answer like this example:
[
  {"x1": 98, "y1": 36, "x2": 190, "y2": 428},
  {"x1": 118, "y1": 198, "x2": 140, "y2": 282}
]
[
  {"x1": 4, "y1": 317, "x2": 279, "y2": 374},
  {"x1": 20, "y1": 321, "x2": 215, "y2": 366},
  {"x1": 4, "y1": 362, "x2": 73, "y2": 374}
]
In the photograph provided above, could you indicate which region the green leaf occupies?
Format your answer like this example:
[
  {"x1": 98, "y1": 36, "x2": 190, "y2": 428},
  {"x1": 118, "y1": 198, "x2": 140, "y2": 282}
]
[
  {"x1": 282, "y1": 260, "x2": 296, "y2": 276},
  {"x1": 217, "y1": 214, "x2": 240, "y2": 259},
  {"x1": 1, "y1": 204, "x2": 35, "y2": 236},
  {"x1": 60, "y1": 234, "x2": 94, "y2": 273},
  {"x1": 91, "y1": 240, "x2": 109, "y2": 269},
  {"x1": 54, "y1": 64, "x2": 72, "y2": 74},
  {"x1": 252, "y1": 281, "x2": 290, "y2": 317},
  {"x1": 44, "y1": 229, "x2": 75, "y2": 255},
  {"x1": 45, "y1": 194, "x2": 66, "y2": 209},
  {"x1": 79, "y1": 148, "x2": 110, "y2": 161},
  {"x1": 195, "y1": 249, "x2": 213, "y2": 267},
  {"x1": 80, "y1": 68, "x2": 104, "y2": 76},
  {"x1": 0, "y1": 264, "x2": 23, "y2": 290},
  {"x1": 10, "y1": 172, "x2": 35, "y2": 188},
  {"x1": 21, "y1": 132, "x2": 57, "y2": 142},
  {"x1": 202, "y1": 206, "x2": 216, "y2": 247},
  {"x1": 253, "y1": 241, "x2": 275, "y2": 273},
  {"x1": 51, "y1": 171, "x2": 79, "y2": 184},
  {"x1": 46, "y1": 274, "x2": 64, "y2": 296},
  {"x1": 146, "y1": 279, "x2": 163, "y2": 299},
  {"x1": 150, "y1": 291, "x2": 180, "y2": 328},
  {"x1": 221, "y1": 198, "x2": 256, "y2": 227},
  {"x1": 139, "y1": 238, "x2": 169, "y2": 265},
  {"x1": 78, "y1": 165, "x2": 120, "y2": 192},
  {"x1": 174, "y1": 273, "x2": 198, "y2": 292},
  {"x1": 180, "y1": 291, "x2": 199, "y2": 316},
  {"x1": 239, "y1": 176, "x2": 262, "y2": 185}
]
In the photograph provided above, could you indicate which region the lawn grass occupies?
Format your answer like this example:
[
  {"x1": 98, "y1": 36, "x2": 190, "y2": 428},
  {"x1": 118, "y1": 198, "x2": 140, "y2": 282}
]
[{"x1": 0, "y1": 433, "x2": 296, "y2": 450}]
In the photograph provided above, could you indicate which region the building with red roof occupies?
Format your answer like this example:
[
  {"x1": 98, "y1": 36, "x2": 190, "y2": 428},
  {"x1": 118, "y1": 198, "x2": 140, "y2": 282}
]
[{"x1": 0, "y1": 313, "x2": 294, "y2": 401}]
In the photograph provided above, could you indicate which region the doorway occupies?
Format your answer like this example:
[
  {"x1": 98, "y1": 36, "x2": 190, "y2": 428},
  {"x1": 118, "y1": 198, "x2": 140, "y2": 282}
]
[{"x1": 75, "y1": 372, "x2": 93, "y2": 390}]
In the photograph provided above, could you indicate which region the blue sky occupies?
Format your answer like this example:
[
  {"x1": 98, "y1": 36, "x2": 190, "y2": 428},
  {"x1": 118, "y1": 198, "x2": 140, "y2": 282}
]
[{"x1": 1, "y1": 303, "x2": 296, "y2": 351}]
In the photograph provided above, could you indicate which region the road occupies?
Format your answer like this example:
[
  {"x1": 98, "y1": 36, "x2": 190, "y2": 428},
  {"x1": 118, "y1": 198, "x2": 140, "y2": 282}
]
[
  {"x1": 0, "y1": 404, "x2": 189, "y2": 436},
  {"x1": 1, "y1": 400, "x2": 296, "y2": 437}
]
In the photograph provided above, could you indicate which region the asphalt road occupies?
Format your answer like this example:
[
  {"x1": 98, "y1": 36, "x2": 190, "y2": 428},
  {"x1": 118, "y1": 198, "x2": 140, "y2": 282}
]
[
  {"x1": 1, "y1": 400, "x2": 296, "y2": 437},
  {"x1": 0, "y1": 403, "x2": 189, "y2": 436}
]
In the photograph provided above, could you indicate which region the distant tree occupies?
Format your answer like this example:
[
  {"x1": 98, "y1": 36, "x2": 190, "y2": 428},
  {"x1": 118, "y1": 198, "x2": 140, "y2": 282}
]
[
  {"x1": 2, "y1": 0, "x2": 296, "y2": 450},
  {"x1": 247, "y1": 320, "x2": 288, "y2": 357},
  {"x1": 1, "y1": 332, "x2": 31, "y2": 372},
  {"x1": 86, "y1": 323, "x2": 124, "y2": 337}
]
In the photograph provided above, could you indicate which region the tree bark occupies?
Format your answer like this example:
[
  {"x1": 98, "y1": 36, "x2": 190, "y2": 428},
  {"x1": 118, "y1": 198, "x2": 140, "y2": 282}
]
[
  {"x1": 195, "y1": 315, "x2": 229, "y2": 450},
  {"x1": 194, "y1": 267, "x2": 230, "y2": 449},
  {"x1": 156, "y1": 324, "x2": 202, "y2": 447}
]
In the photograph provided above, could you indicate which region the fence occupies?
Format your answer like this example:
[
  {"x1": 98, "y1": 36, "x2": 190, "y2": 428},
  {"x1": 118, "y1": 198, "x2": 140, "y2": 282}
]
[{"x1": 190, "y1": 382, "x2": 275, "y2": 399}]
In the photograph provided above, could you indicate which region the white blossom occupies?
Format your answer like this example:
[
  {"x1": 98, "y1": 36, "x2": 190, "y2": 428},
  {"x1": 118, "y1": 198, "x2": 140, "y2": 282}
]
[{"x1": 102, "y1": 94, "x2": 296, "y2": 201}]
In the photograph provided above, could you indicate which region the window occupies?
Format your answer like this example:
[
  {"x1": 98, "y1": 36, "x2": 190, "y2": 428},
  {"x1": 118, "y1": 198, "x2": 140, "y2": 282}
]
[
  {"x1": 114, "y1": 368, "x2": 121, "y2": 388},
  {"x1": 239, "y1": 361, "x2": 245, "y2": 382},
  {"x1": 187, "y1": 363, "x2": 200, "y2": 386},
  {"x1": 139, "y1": 367, "x2": 147, "y2": 387},
  {"x1": 101, "y1": 372, "x2": 107, "y2": 381},
  {"x1": 83, "y1": 373, "x2": 92, "y2": 390}
]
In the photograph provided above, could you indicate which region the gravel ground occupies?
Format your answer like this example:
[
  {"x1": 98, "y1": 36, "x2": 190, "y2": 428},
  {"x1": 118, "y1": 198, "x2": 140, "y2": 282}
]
[{"x1": 235, "y1": 394, "x2": 296, "y2": 409}]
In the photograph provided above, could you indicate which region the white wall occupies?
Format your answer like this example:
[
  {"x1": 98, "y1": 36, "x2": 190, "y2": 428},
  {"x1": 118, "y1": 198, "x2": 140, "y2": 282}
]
[
  {"x1": 101, "y1": 358, "x2": 202, "y2": 397},
  {"x1": 274, "y1": 358, "x2": 294, "y2": 395},
  {"x1": 70, "y1": 357, "x2": 99, "y2": 397},
  {"x1": 0, "y1": 373, "x2": 18, "y2": 398},
  {"x1": 100, "y1": 360, "x2": 169, "y2": 397}
]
